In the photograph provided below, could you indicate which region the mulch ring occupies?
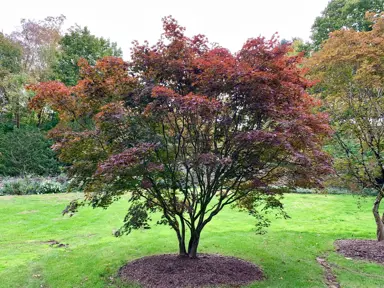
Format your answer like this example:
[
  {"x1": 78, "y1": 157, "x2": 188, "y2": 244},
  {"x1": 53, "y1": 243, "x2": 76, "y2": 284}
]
[
  {"x1": 335, "y1": 239, "x2": 384, "y2": 264},
  {"x1": 118, "y1": 253, "x2": 264, "y2": 288}
]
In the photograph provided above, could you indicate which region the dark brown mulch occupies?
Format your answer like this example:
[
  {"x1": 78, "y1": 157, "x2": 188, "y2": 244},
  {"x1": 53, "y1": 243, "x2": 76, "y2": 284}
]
[
  {"x1": 118, "y1": 254, "x2": 264, "y2": 288},
  {"x1": 335, "y1": 239, "x2": 384, "y2": 264}
]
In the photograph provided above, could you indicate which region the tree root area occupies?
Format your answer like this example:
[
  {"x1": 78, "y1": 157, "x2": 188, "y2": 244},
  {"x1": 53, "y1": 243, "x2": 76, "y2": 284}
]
[
  {"x1": 336, "y1": 239, "x2": 384, "y2": 264},
  {"x1": 118, "y1": 253, "x2": 264, "y2": 288}
]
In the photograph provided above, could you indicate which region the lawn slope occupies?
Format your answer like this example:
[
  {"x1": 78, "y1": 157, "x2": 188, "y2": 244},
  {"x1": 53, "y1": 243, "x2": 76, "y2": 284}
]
[{"x1": 1, "y1": 193, "x2": 383, "y2": 287}]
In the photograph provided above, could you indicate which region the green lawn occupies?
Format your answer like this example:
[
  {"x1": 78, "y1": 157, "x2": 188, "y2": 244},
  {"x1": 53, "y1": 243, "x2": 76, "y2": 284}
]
[{"x1": 1, "y1": 193, "x2": 383, "y2": 288}]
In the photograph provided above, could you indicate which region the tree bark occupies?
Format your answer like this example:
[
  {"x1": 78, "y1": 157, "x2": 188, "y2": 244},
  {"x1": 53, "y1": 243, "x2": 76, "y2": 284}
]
[
  {"x1": 178, "y1": 235, "x2": 187, "y2": 256},
  {"x1": 188, "y1": 232, "x2": 200, "y2": 258},
  {"x1": 37, "y1": 110, "x2": 42, "y2": 127},
  {"x1": 373, "y1": 193, "x2": 384, "y2": 241}
]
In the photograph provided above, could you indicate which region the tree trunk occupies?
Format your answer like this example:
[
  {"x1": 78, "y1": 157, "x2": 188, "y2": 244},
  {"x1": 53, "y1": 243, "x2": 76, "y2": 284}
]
[
  {"x1": 37, "y1": 110, "x2": 42, "y2": 127},
  {"x1": 15, "y1": 95, "x2": 20, "y2": 129},
  {"x1": 178, "y1": 235, "x2": 187, "y2": 256},
  {"x1": 373, "y1": 193, "x2": 384, "y2": 241},
  {"x1": 188, "y1": 232, "x2": 200, "y2": 258}
]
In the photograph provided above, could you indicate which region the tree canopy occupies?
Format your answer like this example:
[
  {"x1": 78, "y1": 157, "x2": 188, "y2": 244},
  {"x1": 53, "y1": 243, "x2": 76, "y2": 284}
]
[
  {"x1": 10, "y1": 15, "x2": 65, "y2": 82},
  {"x1": 0, "y1": 15, "x2": 126, "y2": 177},
  {"x1": 306, "y1": 13, "x2": 384, "y2": 240},
  {"x1": 53, "y1": 26, "x2": 122, "y2": 86},
  {"x1": 0, "y1": 33, "x2": 23, "y2": 118},
  {"x1": 0, "y1": 33, "x2": 22, "y2": 76},
  {"x1": 29, "y1": 17, "x2": 332, "y2": 257},
  {"x1": 311, "y1": 0, "x2": 384, "y2": 50}
]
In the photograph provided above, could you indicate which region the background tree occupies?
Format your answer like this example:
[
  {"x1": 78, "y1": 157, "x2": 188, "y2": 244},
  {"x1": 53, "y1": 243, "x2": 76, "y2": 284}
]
[
  {"x1": 306, "y1": 13, "x2": 384, "y2": 240},
  {"x1": 53, "y1": 26, "x2": 122, "y2": 86},
  {"x1": 0, "y1": 16, "x2": 65, "y2": 176},
  {"x1": 29, "y1": 18, "x2": 332, "y2": 258},
  {"x1": 311, "y1": 0, "x2": 383, "y2": 50},
  {"x1": 0, "y1": 33, "x2": 22, "y2": 126},
  {"x1": 10, "y1": 15, "x2": 65, "y2": 82},
  {"x1": 0, "y1": 15, "x2": 65, "y2": 128},
  {"x1": 290, "y1": 38, "x2": 312, "y2": 57},
  {"x1": 0, "y1": 73, "x2": 32, "y2": 129},
  {"x1": 0, "y1": 33, "x2": 22, "y2": 75}
]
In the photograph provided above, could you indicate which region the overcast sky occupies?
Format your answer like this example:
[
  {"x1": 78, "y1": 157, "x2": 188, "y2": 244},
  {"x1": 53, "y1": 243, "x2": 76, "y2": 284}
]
[{"x1": 0, "y1": 0, "x2": 330, "y2": 58}]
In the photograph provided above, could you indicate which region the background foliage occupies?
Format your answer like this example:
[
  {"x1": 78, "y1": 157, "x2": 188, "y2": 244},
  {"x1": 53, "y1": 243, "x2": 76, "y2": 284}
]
[{"x1": 0, "y1": 16, "x2": 123, "y2": 177}]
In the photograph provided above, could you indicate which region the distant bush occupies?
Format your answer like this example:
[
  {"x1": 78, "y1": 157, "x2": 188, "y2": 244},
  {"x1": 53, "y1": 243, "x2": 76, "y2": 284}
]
[
  {"x1": 0, "y1": 127, "x2": 61, "y2": 176},
  {"x1": 293, "y1": 187, "x2": 377, "y2": 196},
  {"x1": 0, "y1": 176, "x2": 68, "y2": 195}
]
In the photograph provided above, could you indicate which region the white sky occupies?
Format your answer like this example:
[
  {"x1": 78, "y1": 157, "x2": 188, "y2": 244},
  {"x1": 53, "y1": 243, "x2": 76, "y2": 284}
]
[{"x1": 0, "y1": 0, "x2": 329, "y2": 58}]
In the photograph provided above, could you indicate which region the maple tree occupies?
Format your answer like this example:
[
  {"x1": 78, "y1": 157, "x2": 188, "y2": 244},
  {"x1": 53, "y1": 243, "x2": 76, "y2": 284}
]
[
  {"x1": 29, "y1": 17, "x2": 331, "y2": 258},
  {"x1": 307, "y1": 13, "x2": 384, "y2": 240}
]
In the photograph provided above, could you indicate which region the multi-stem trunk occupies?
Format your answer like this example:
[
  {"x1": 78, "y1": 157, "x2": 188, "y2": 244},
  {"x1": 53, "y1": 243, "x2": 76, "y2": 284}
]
[
  {"x1": 176, "y1": 230, "x2": 201, "y2": 258},
  {"x1": 373, "y1": 193, "x2": 384, "y2": 241}
]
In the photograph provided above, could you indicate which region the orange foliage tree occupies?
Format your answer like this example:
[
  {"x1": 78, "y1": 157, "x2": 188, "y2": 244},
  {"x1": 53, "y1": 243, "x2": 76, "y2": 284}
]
[{"x1": 307, "y1": 13, "x2": 384, "y2": 240}]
